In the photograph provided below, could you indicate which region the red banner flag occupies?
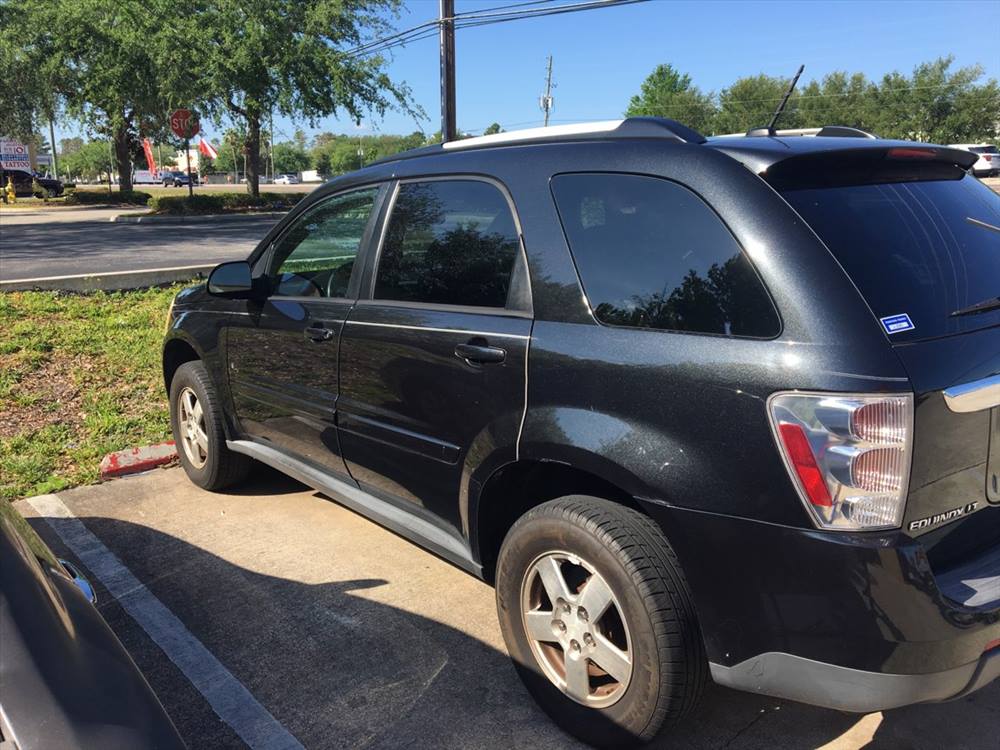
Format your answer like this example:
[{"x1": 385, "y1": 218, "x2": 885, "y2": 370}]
[
  {"x1": 142, "y1": 138, "x2": 157, "y2": 176},
  {"x1": 198, "y1": 138, "x2": 219, "y2": 161}
]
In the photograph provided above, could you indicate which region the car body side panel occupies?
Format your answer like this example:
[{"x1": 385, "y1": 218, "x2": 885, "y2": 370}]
[
  {"x1": 0, "y1": 508, "x2": 184, "y2": 750},
  {"x1": 165, "y1": 284, "x2": 243, "y2": 438},
  {"x1": 500, "y1": 142, "x2": 910, "y2": 528},
  {"x1": 337, "y1": 303, "x2": 530, "y2": 537}
]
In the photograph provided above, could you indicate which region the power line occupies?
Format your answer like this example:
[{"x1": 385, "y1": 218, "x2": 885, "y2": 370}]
[{"x1": 344, "y1": 0, "x2": 648, "y2": 58}]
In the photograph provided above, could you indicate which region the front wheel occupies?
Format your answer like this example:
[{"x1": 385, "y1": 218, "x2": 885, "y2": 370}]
[
  {"x1": 169, "y1": 360, "x2": 251, "y2": 490},
  {"x1": 496, "y1": 496, "x2": 706, "y2": 748}
]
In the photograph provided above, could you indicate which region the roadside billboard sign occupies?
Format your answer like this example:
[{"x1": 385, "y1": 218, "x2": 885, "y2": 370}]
[{"x1": 1, "y1": 139, "x2": 32, "y2": 171}]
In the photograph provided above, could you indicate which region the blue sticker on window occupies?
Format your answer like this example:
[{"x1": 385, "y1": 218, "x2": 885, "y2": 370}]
[{"x1": 880, "y1": 313, "x2": 915, "y2": 334}]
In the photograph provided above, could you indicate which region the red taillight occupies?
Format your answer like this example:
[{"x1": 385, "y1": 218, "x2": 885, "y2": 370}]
[
  {"x1": 887, "y1": 147, "x2": 937, "y2": 160},
  {"x1": 984, "y1": 155, "x2": 993, "y2": 162},
  {"x1": 778, "y1": 423, "x2": 832, "y2": 507}
]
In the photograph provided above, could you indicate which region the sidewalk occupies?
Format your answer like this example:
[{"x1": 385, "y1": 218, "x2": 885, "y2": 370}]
[{"x1": 0, "y1": 206, "x2": 151, "y2": 225}]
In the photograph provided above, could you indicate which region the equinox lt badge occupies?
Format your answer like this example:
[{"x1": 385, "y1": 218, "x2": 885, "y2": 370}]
[{"x1": 909, "y1": 502, "x2": 979, "y2": 531}]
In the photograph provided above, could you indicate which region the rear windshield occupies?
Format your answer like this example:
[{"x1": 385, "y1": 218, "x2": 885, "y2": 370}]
[
  {"x1": 781, "y1": 175, "x2": 1000, "y2": 341},
  {"x1": 970, "y1": 146, "x2": 998, "y2": 154}
]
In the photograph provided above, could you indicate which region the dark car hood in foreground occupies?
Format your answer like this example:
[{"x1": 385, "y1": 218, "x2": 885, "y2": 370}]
[{"x1": 0, "y1": 503, "x2": 185, "y2": 750}]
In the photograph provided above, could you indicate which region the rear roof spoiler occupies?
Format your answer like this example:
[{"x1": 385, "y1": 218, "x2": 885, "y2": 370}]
[{"x1": 761, "y1": 145, "x2": 979, "y2": 188}]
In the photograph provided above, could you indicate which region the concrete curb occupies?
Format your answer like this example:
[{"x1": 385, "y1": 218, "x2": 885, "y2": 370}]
[
  {"x1": 100, "y1": 442, "x2": 178, "y2": 479},
  {"x1": 110, "y1": 211, "x2": 287, "y2": 224},
  {"x1": 1, "y1": 264, "x2": 215, "y2": 293}
]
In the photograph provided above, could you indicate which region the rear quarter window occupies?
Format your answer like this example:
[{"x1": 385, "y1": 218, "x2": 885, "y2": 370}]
[{"x1": 551, "y1": 173, "x2": 780, "y2": 338}]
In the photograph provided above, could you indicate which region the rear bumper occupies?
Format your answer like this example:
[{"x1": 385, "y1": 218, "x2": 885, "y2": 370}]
[
  {"x1": 710, "y1": 646, "x2": 1000, "y2": 712},
  {"x1": 642, "y1": 502, "x2": 1000, "y2": 711}
]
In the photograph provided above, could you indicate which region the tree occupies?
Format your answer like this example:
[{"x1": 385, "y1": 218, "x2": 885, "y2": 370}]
[
  {"x1": 59, "y1": 137, "x2": 85, "y2": 157},
  {"x1": 625, "y1": 64, "x2": 716, "y2": 133},
  {"x1": 186, "y1": 0, "x2": 422, "y2": 197},
  {"x1": 714, "y1": 74, "x2": 801, "y2": 135},
  {"x1": 8, "y1": 0, "x2": 199, "y2": 193},
  {"x1": 867, "y1": 57, "x2": 999, "y2": 142},
  {"x1": 272, "y1": 141, "x2": 311, "y2": 174},
  {"x1": 61, "y1": 140, "x2": 115, "y2": 181},
  {"x1": 798, "y1": 72, "x2": 876, "y2": 131},
  {"x1": 0, "y1": 1, "x2": 68, "y2": 143},
  {"x1": 483, "y1": 122, "x2": 503, "y2": 135}
]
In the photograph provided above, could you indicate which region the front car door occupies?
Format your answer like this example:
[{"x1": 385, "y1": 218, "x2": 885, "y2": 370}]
[
  {"x1": 227, "y1": 185, "x2": 384, "y2": 478},
  {"x1": 337, "y1": 177, "x2": 533, "y2": 539}
]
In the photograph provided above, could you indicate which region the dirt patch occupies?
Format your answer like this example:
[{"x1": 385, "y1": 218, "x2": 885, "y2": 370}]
[{"x1": 0, "y1": 354, "x2": 87, "y2": 440}]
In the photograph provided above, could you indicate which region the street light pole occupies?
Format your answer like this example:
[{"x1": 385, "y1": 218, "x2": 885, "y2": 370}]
[{"x1": 439, "y1": 0, "x2": 456, "y2": 142}]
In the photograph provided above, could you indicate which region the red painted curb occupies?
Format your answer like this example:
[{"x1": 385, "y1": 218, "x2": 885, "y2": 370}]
[{"x1": 100, "y1": 441, "x2": 178, "y2": 479}]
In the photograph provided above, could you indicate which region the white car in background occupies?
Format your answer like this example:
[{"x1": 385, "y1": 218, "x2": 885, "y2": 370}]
[
  {"x1": 949, "y1": 143, "x2": 999, "y2": 177},
  {"x1": 273, "y1": 173, "x2": 300, "y2": 185}
]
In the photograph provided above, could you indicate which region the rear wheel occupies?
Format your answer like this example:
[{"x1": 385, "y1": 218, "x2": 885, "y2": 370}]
[
  {"x1": 496, "y1": 496, "x2": 706, "y2": 748},
  {"x1": 169, "y1": 360, "x2": 251, "y2": 490}
]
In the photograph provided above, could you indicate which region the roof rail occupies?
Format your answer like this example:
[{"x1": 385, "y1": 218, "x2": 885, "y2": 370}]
[
  {"x1": 441, "y1": 116, "x2": 707, "y2": 151},
  {"x1": 732, "y1": 125, "x2": 878, "y2": 139}
]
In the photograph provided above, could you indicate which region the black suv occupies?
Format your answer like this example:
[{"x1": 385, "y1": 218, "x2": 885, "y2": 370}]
[{"x1": 163, "y1": 118, "x2": 1000, "y2": 747}]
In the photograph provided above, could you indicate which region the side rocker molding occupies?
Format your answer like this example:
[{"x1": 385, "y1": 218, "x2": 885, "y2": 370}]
[{"x1": 226, "y1": 439, "x2": 482, "y2": 577}]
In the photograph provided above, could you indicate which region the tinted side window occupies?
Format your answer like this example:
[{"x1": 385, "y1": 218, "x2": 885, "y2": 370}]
[
  {"x1": 551, "y1": 173, "x2": 779, "y2": 337},
  {"x1": 374, "y1": 180, "x2": 520, "y2": 308},
  {"x1": 269, "y1": 187, "x2": 377, "y2": 298}
]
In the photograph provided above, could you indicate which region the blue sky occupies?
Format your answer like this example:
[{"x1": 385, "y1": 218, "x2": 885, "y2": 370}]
[{"x1": 58, "y1": 0, "x2": 1000, "y2": 145}]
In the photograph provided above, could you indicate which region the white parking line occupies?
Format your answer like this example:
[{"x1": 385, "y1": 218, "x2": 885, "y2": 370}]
[{"x1": 28, "y1": 494, "x2": 304, "y2": 750}]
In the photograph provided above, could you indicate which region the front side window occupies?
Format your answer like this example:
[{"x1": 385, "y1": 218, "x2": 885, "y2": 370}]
[
  {"x1": 374, "y1": 180, "x2": 520, "y2": 308},
  {"x1": 269, "y1": 187, "x2": 378, "y2": 298},
  {"x1": 551, "y1": 173, "x2": 780, "y2": 337}
]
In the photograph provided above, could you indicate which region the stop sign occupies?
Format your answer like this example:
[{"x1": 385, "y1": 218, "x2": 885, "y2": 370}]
[{"x1": 170, "y1": 109, "x2": 200, "y2": 139}]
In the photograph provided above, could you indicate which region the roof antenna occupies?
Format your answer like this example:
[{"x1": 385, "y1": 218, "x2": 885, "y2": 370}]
[{"x1": 764, "y1": 64, "x2": 805, "y2": 135}]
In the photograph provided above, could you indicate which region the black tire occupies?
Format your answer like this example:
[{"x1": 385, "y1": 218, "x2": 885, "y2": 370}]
[
  {"x1": 169, "y1": 360, "x2": 251, "y2": 490},
  {"x1": 496, "y1": 496, "x2": 706, "y2": 748}
]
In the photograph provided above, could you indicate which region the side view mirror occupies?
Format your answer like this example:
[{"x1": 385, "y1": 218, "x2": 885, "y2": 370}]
[{"x1": 207, "y1": 261, "x2": 257, "y2": 298}]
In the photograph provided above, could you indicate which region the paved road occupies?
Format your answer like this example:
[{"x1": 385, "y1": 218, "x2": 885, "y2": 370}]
[
  {"x1": 0, "y1": 214, "x2": 281, "y2": 280},
  {"x1": 17, "y1": 467, "x2": 998, "y2": 750}
]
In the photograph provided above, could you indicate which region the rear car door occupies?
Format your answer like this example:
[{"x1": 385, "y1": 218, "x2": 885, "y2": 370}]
[
  {"x1": 227, "y1": 185, "x2": 383, "y2": 478},
  {"x1": 337, "y1": 177, "x2": 532, "y2": 536}
]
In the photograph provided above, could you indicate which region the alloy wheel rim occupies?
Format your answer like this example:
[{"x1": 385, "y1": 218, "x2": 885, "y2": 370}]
[
  {"x1": 520, "y1": 551, "x2": 633, "y2": 708},
  {"x1": 177, "y1": 387, "x2": 208, "y2": 469}
]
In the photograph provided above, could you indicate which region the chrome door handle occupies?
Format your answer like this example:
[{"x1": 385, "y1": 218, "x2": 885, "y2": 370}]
[{"x1": 304, "y1": 325, "x2": 334, "y2": 342}]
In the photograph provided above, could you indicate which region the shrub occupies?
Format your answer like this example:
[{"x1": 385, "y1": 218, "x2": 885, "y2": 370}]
[
  {"x1": 147, "y1": 194, "x2": 223, "y2": 214},
  {"x1": 146, "y1": 191, "x2": 305, "y2": 215},
  {"x1": 65, "y1": 189, "x2": 151, "y2": 206}
]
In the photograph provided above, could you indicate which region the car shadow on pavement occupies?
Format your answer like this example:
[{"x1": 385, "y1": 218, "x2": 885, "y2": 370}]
[
  {"x1": 29, "y1": 512, "x2": 998, "y2": 750},
  {"x1": 223, "y1": 462, "x2": 311, "y2": 497}
]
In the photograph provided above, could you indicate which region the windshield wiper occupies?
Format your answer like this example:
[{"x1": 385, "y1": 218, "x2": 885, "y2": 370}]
[{"x1": 950, "y1": 296, "x2": 1000, "y2": 318}]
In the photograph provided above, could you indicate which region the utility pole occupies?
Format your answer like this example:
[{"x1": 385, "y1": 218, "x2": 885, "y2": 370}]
[
  {"x1": 48, "y1": 118, "x2": 59, "y2": 178},
  {"x1": 107, "y1": 139, "x2": 115, "y2": 196},
  {"x1": 540, "y1": 55, "x2": 554, "y2": 127},
  {"x1": 268, "y1": 109, "x2": 275, "y2": 182},
  {"x1": 439, "y1": 0, "x2": 456, "y2": 142}
]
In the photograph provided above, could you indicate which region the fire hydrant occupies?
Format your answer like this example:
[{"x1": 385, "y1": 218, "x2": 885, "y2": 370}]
[{"x1": 4, "y1": 178, "x2": 16, "y2": 203}]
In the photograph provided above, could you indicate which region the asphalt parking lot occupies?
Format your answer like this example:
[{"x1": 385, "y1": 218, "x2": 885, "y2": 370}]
[{"x1": 15, "y1": 466, "x2": 997, "y2": 750}]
